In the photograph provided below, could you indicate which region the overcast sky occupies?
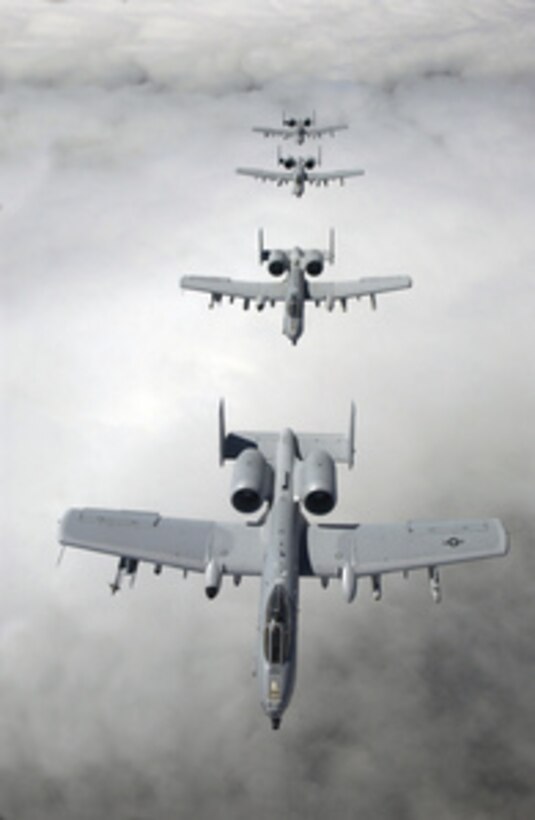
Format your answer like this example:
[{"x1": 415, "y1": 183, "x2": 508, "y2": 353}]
[{"x1": 1, "y1": 2, "x2": 535, "y2": 818}]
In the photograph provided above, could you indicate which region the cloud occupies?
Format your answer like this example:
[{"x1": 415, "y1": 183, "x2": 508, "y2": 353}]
[
  {"x1": 2, "y1": 0, "x2": 535, "y2": 92},
  {"x1": 1, "y1": 1, "x2": 535, "y2": 818}
]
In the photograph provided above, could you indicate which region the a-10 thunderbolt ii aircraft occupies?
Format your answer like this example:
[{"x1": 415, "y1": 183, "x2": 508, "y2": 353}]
[
  {"x1": 180, "y1": 230, "x2": 412, "y2": 345},
  {"x1": 59, "y1": 402, "x2": 509, "y2": 730},
  {"x1": 236, "y1": 148, "x2": 364, "y2": 198},
  {"x1": 253, "y1": 111, "x2": 348, "y2": 144}
]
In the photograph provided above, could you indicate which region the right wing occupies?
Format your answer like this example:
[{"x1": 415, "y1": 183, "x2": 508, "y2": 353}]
[
  {"x1": 59, "y1": 508, "x2": 264, "y2": 577},
  {"x1": 307, "y1": 125, "x2": 348, "y2": 138},
  {"x1": 180, "y1": 276, "x2": 287, "y2": 307},
  {"x1": 305, "y1": 519, "x2": 509, "y2": 579},
  {"x1": 306, "y1": 276, "x2": 412, "y2": 309},
  {"x1": 236, "y1": 167, "x2": 294, "y2": 185},
  {"x1": 307, "y1": 168, "x2": 365, "y2": 186}
]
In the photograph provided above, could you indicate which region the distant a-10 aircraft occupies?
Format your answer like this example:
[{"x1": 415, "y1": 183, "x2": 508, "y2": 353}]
[
  {"x1": 236, "y1": 149, "x2": 364, "y2": 198},
  {"x1": 180, "y1": 230, "x2": 412, "y2": 345},
  {"x1": 253, "y1": 112, "x2": 348, "y2": 144},
  {"x1": 59, "y1": 402, "x2": 509, "y2": 730}
]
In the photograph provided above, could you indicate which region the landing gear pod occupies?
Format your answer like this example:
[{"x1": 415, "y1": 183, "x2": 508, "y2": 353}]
[
  {"x1": 205, "y1": 559, "x2": 222, "y2": 599},
  {"x1": 342, "y1": 563, "x2": 358, "y2": 603}
]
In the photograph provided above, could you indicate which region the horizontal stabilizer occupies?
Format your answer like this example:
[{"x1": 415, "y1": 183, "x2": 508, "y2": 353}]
[{"x1": 219, "y1": 401, "x2": 355, "y2": 467}]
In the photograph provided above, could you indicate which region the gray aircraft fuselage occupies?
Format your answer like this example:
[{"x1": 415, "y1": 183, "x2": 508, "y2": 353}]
[
  {"x1": 279, "y1": 249, "x2": 307, "y2": 344},
  {"x1": 288, "y1": 160, "x2": 310, "y2": 197},
  {"x1": 255, "y1": 429, "x2": 303, "y2": 728}
]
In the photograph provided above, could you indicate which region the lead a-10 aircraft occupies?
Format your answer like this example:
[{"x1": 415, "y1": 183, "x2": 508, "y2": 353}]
[
  {"x1": 59, "y1": 402, "x2": 509, "y2": 730},
  {"x1": 252, "y1": 112, "x2": 348, "y2": 144},
  {"x1": 236, "y1": 149, "x2": 364, "y2": 198},
  {"x1": 180, "y1": 230, "x2": 411, "y2": 345}
]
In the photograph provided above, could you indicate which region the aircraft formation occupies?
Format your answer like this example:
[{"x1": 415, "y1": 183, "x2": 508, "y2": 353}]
[
  {"x1": 181, "y1": 228, "x2": 412, "y2": 345},
  {"x1": 59, "y1": 113, "x2": 509, "y2": 730}
]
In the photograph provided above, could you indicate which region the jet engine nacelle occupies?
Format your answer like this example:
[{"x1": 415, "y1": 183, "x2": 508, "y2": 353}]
[
  {"x1": 267, "y1": 250, "x2": 289, "y2": 277},
  {"x1": 285, "y1": 118, "x2": 297, "y2": 127},
  {"x1": 304, "y1": 157, "x2": 316, "y2": 170},
  {"x1": 303, "y1": 250, "x2": 324, "y2": 276},
  {"x1": 230, "y1": 448, "x2": 272, "y2": 513},
  {"x1": 205, "y1": 559, "x2": 222, "y2": 599},
  {"x1": 300, "y1": 449, "x2": 337, "y2": 515},
  {"x1": 280, "y1": 156, "x2": 296, "y2": 170}
]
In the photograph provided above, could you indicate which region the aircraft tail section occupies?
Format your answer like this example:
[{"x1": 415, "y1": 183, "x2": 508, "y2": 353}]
[
  {"x1": 295, "y1": 402, "x2": 355, "y2": 467},
  {"x1": 219, "y1": 400, "x2": 355, "y2": 468}
]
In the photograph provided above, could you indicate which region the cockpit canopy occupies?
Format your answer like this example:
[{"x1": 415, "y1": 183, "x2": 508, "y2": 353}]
[
  {"x1": 263, "y1": 584, "x2": 292, "y2": 665},
  {"x1": 287, "y1": 295, "x2": 301, "y2": 319}
]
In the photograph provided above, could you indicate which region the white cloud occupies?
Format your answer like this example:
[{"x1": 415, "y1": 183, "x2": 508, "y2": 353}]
[{"x1": 1, "y1": 2, "x2": 535, "y2": 817}]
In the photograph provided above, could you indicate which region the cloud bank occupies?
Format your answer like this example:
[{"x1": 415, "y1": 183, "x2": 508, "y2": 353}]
[{"x1": 1, "y1": 1, "x2": 534, "y2": 818}]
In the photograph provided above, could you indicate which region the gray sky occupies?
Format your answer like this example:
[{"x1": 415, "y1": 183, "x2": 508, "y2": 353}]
[{"x1": 1, "y1": 2, "x2": 535, "y2": 818}]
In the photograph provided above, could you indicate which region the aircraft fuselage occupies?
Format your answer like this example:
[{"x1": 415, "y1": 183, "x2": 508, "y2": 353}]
[
  {"x1": 291, "y1": 167, "x2": 307, "y2": 197},
  {"x1": 282, "y1": 250, "x2": 306, "y2": 344},
  {"x1": 256, "y1": 429, "x2": 302, "y2": 729}
]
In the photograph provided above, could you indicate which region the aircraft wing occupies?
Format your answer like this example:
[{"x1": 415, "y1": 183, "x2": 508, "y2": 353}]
[
  {"x1": 306, "y1": 276, "x2": 412, "y2": 308},
  {"x1": 59, "y1": 508, "x2": 264, "y2": 576},
  {"x1": 307, "y1": 125, "x2": 348, "y2": 138},
  {"x1": 305, "y1": 518, "x2": 509, "y2": 578},
  {"x1": 252, "y1": 127, "x2": 290, "y2": 138},
  {"x1": 236, "y1": 167, "x2": 294, "y2": 185},
  {"x1": 181, "y1": 276, "x2": 287, "y2": 306},
  {"x1": 307, "y1": 169, "x2": 365, "y2": 186}
]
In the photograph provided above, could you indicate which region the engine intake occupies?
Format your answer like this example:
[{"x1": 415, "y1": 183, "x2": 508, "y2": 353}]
[
  {"x1": 304, "y1": 157, "x2": 316, "y2": 170},
  {"x1": 303, "y1": 250, "x2": 324, "y2": 276},
  {"x1": 231, "y1": 448, "x2": 272, "y2": 513},
  {"x1": 300, "y1": 449, "x2": 337, "y2": 515},
  {"x1": 267, "y1": 250, "x2": 289, "y2": 277},
  {"x1": 280, "y1": 157, "x2": 296, "y2": 169}
]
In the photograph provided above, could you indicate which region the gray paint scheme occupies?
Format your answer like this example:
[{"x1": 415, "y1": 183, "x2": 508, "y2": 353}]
[
  {"x1": 252, "y1": 113, "x2": 348, "y2": 145},
  {"x1": 236, "y1": 152, "x2": 364, "y2": 197},
  {"x1": 58, "y1": 403, "x2": 509, "y2": 730},
  {"x1": 180, "y1": 231, "x2": 412, "y2": 345}
]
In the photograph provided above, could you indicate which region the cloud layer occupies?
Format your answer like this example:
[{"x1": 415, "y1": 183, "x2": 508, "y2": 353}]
[
  {"x1": 2, "y1": 0, "x2": 535, "y2": 91},
  {"x1": 1, "y1": 2, "x2": 535, "y2": 818}
]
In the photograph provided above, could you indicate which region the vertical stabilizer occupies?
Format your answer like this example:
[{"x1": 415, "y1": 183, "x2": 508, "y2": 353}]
[{"x1": 218, "y1": 399, "x2": 226, "y2": 466}]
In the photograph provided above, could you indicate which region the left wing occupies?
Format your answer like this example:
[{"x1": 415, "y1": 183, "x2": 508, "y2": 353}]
[
  {"x1": 236, "y1": 167, "x2": 293, "y2": 185},
  {"x1": 59, "y1": 508, "x2": 264, "y2": 577},
  {"x1": 181, "y1": 276, "x2": 287, "y2": 306},
  {"x1": 252, "y1": 127, "x2": 290, "y2": 138},
  {"x1": 305, "y1": 518, "x2": 509, "y2": 579},
  {"x1": 307, "y1": 169, "x2": 365, "y2": 186},
  {"x1": 306, "y1": 276, "x2": 412, "y2": 309}
]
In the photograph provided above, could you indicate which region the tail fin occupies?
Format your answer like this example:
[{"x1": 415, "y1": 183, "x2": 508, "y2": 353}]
[
  {"x1": 327, "y1": 228, "x2": 335, "y2": 265},
  {"x1": 258, "y1": 228, "x2": 269, "y2": 264},
  {"x1": 296, "y1": 402, "x2": 355, "y2": 467}
]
